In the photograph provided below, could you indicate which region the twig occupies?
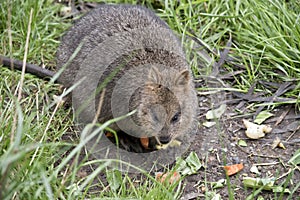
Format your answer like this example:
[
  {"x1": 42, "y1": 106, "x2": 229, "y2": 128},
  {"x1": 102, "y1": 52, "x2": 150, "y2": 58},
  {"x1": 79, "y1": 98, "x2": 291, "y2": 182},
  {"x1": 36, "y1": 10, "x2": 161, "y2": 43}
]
[
  {"x1": 278, "y1": 157, "x2": 288, "y2": 170},
  {"x1": 0, "y1": 55, "x2": 55, "y2": 79},
  {"x1": 276, "y1": 168, "x2": 292, "y2": 181},
  {"x1": 213, "y1": 33, "x2": 232, "y2": 75},
  {"x1": 18, "y1": 10, "x2": 33, "y2": 101},
  {"x1": 92, "y1": 88, "x2": 106, "y2": 125},
  {"x1": 10, "y1": 9, "x2": 33, "y2": 142},
  {"x1": 253, "y1": 162, "x2": 280, "y2": 166},
  {"x1": 286, "y1": 125, "x2": 300, "y2": 142},
  {"x1": 7, "y1": 0, "x2": 13, "y2": 72},
  {"x1": 253, "y1": 82, "x2": 295, "y2": 117},
  {"x1": 250, "y1": 154, "x2": 280, "y2": 159},
  {"x1": 274, "y1": 106, "x2": 291, "y2": 126}
]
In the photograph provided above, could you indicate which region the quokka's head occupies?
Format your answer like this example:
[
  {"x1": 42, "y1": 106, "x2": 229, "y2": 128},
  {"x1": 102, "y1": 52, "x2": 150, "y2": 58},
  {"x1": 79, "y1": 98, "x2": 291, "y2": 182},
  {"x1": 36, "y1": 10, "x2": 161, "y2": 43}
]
[{"x1": 136, "y1": 66, "x2": 195, "y2": 144}]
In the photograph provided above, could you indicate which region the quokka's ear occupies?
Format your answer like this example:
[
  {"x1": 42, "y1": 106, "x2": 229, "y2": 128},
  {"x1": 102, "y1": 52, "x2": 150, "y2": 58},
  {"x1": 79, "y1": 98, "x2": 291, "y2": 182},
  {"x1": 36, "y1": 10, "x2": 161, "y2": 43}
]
[
  {"x1": 175, "y1": 70, "x2": 190, "y2": 86},
  {"x1": 148, "y1": 66, "x2": 161, "y2": 84}
]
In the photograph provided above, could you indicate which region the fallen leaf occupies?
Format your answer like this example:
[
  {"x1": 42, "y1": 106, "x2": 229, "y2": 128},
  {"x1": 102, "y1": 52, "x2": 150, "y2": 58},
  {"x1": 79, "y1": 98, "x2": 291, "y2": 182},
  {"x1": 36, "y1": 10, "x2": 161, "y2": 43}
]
[
  {"x1": 140, "y1": 137, "x2": 149, "y2": 149},
  {"x1": 211, "y1": 193, "x2": 222, "y2": 200},
  {"x1": 254, "y1": 111, "x2": 274, "y2": 124},
  {"x1": 223, "y1": 163, "x2": 244, "y2": 176},
  {"x1": 271, "y1": 186, "x2": 291, "y2": 193},
  {"x1": 106, "y1": 169, "x2": 122, "y2": 192},
  {"x1": 278, "y1": 142, "x2": 286, "y2": 149},
  {"x1": 243, "y1": 119, "x2": 272, "y2": 139},
  {"x1": 156, "y1": 171, "x2": 180, "y2": 184},
  {"x1": 243, "y1": 177, "x2": 290, "y2": 193},
  {"x1": 250, "y1": 165, "x2": 260, "y2": 175},
  {"x1": 105, "y1": 132, "x2": 114, "y2": 138},
  {"x1": 271, "y1": 137, "x2": 286, "y2": 149},
  {"x1": 257, "y1": 196, "x2": 264, "y2": 200},
  {"x1": 176, "y1": 151, "x2": 202, "y2": 176},
  {"x1": 206, "y1": 104, "x2": 227, "y2": 119},
  {"x1": 243, "y1": 177, "x2": 274, "y2": 190},
  {"x1": 203, "y1": 121, "x2": 216, "y2": 128},
  {"x1": 288, "y1": 149, "x2": 300, "y2": 165},
  {"x1": 238, "y1": 139, "x2": 248, "y2": 147},
  {"x1": 211, "y1": 179, "x2": 226, "y2": 189},
  {"x1": 206, "y1": 191, "x2": 222, "y2": 200}
]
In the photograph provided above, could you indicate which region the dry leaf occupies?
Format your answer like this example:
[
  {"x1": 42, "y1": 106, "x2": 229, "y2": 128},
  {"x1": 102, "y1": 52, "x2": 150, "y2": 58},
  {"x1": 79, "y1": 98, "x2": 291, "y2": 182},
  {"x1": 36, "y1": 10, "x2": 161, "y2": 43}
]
[
  {"x1": 223, "y1": 163, "x2": 244, "y2": 176},
  {"x1": 254, "y1": 111, "x2": 274, "y2": 124},
  {"x1": 105, "y1": 132, "x2": 114, "y2": 138},
  {"x1": 140, "y1": 137, "x2": 149, "y2": 149},
  {"x1": 156, "y1": 171, "x2": 180, "y2": 184},
  {"x1": 243, "y1": 119, "x2": 272, "y2": 139},
  {"x1": 203, "y1": 121, "x2": 216, "y2": 128},
  {"x1": 272, "y1": 137, "x2": 286, "y2": 149},
  {"x1": 206, "y1": 104, "x2": 227, "y2": 120},
  {"x1": 278, "y1": 142, "x2": 286, "y2": 149},
  {"x1": 250, "y1": 165, "x2": 260, "y2": 175},
  {"x1": 238, "y1": 139, "x2": 248, "y2": 147}
]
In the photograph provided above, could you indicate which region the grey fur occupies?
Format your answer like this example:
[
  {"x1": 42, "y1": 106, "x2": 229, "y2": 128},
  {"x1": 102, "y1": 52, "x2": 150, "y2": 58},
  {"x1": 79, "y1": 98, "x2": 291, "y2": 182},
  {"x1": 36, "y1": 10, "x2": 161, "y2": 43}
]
[{"x1": 56, "y1": 4, "x2": 198, "y2": 144}]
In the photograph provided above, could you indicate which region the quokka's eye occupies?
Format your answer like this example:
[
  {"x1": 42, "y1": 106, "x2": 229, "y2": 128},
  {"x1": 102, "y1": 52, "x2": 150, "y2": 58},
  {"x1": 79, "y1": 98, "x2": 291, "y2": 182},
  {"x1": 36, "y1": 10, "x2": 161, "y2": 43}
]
[{"x1": 171, "y1": 112, "x2": 181, "y2": 123}]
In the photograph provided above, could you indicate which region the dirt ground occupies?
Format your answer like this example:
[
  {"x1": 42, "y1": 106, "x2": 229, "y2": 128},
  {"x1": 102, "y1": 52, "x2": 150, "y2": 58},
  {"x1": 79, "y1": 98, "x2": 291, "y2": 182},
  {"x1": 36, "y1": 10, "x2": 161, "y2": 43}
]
[{"x1": 181, "y1": 80, "x2": 300, "y2": 199}]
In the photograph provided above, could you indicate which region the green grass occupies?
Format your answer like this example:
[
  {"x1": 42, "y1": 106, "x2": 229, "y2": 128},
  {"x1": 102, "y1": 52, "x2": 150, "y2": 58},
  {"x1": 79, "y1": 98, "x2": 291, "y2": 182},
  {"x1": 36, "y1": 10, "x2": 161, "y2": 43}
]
[
  {"x1": 1, "y1": 0, "x2": 299, "y2": 199},
  {"x1": 0, "y1": 0, "x2": 69, "y2": 68}
]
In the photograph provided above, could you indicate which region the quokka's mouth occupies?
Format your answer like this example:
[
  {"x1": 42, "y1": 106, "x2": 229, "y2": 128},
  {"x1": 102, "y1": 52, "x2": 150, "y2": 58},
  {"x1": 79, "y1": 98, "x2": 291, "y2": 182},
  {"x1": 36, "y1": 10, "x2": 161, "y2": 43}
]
[
  {"x1": 105, "y1": 130, "x2": 183, "y2": 153},
  {"x1": 105, "y1": 131, "x2": 160, "y2": 153},
  {"x1": 155, "y1": 136, "x2": 182, "y2": 150},
  {"x1": 156, "y1": 140, "x2": 182, "y2": 150}
]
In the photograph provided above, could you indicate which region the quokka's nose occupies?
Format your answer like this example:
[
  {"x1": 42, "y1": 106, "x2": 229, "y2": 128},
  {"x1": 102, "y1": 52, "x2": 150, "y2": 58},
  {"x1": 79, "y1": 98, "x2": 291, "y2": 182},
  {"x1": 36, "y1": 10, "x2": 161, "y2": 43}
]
[{"x1": 159, "y1": 135, "x2": 171, "y2": 144}]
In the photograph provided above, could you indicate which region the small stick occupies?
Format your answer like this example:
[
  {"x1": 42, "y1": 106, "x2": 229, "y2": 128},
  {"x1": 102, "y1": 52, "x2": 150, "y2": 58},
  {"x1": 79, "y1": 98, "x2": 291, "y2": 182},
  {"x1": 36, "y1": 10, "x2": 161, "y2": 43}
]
[
  {"x1": 251, "y1": 154, "x2": 280, "y2": 159},
  {"x1": 0, "y1": 55, "x2": 55, "y2": 79},
  {"x1": 92, "y1": 88, "x2": 106, "y2": 125},
  {"x1": 276, "y1": 168, "x2": 292, "y2": 181},
  {"x1": 253, "y1": 162, "x2": 280, "y2": 166},
  {"x1": 10, "y1": 9, "x2": 34, "y2": 143},
  {"x1": 286, "y1": 125, "x2": 300, "y2": 142},
  {"x1": 275, "y1": 106, "x2": 291, "y2": 126},
  {"x1": 18, "y1": 9, "x2": 33, "y2": 101}
]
